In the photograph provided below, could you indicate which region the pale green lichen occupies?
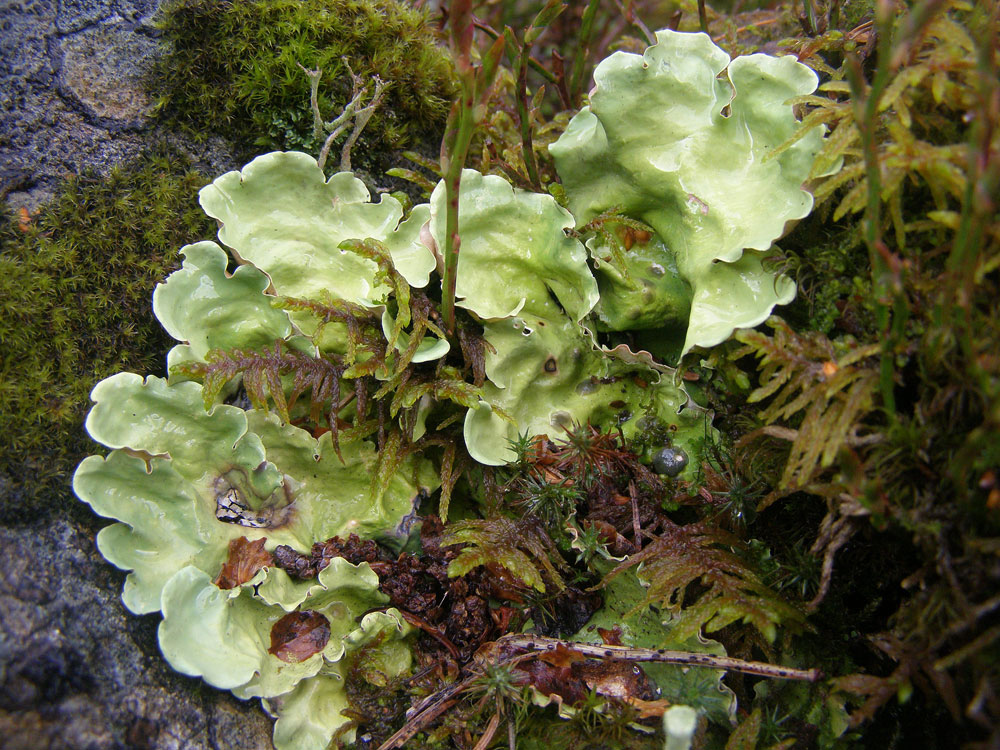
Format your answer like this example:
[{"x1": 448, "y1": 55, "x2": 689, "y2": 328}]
[
  {"x1": 159, "y1": 561, "x2": 411, "y2": 748},
  {"x1": 198, "y1": 151, "x2": 434, "y2": 347},
  {"x1": 572, "y1": 565, "x2": 736, "y2": 725},
  {"x1": 550, "y1": 29, "x2": 824, "y2": 355},
  {"x1": 158, "y1": 560, "x2": 399, "y2": 696},
  {"x1": 428, "y1": 169, "x2": 599, "y2": 322},
  {"x1": 72, "y1": 28, "x2": 833, "y2": 750},
  {"x1": 463, "y1": 296, "x2": 707, "y2": 467},
  {"x1": 153, "y1": 241, "x2": 294, "y2": 363},
  {"x1": 74, "y1": 373, "x2": 434, "y2": 614}
]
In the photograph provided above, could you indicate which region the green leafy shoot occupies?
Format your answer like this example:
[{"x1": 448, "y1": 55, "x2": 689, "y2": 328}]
[
  {"x1": 387, "y1": 366, "x2": 485, "y2": 418},
  {"x1": 780, "y1": 6, "x2": 982, "y2": 248},
  {"x1": 174, "y1": 341, "x2": 343, "y2": 428},
  {"x1": 443, "y1": 517, "x2": 568, "y2": 593},
  {"x1": 385, "y1": 150, "x2": 443, "y2": 198},
  {"x1": 570, "y1": 207, "x2": 656, "y2": 289},
  {"x1": 273, "y1": 292, "x2": 385, "y2": 376},
  {"x1": 340, "y1": 238, "x2": 413, "y2": 347},
  {"x1": 501, "y1": 0, "x2": 566, "y2": 191},
  {"x1": 373, "y1": 293, "x2": 451, "y2": 399},
  {"x1": 600, "y1": 519, "x2": 806, "y2": 643},
  {"x1": 733, "y1": 316, "x2": 881, "y2": 505}
]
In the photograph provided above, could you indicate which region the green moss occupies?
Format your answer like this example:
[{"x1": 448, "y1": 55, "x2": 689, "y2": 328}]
[
  {"x1": 0, "y1": 150, "x2": 216, "y2": 524},
  {"x1": 150, "y1": 0, "x2": 455, "y2": 160}
]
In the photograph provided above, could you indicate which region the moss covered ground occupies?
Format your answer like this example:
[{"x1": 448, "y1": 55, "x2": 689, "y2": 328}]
[
  {"x1": 0, "y1": 151, "x2": 216, "y2": 525},
  {"x1": 149, "y1": 0, "x2": 455, "y2": 162}
]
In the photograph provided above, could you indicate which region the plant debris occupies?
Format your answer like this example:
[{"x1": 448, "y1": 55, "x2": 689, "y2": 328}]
[
  {"x1": 268, "y1": 610, "x2": 332, "y2": 663},
  {"x1": 214, "y1": 536, "x2": 273, "y2": 589}
]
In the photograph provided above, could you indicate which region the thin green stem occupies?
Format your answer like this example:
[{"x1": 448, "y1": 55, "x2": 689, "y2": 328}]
[
  {"x1": 848, "y1": 0, "x2": 899, "y2": 414},
  {"x1": 947, "y1": 0, "x2": 998, "y2": 361},
  {"x1": 474, "y1": 20, "x2": 558, "y2": 85},
  {"x1": 440, "y1": 81, "x2": 476, "y2": 335},
  {"x1": 515, "y1": 49, "x2": 540, "y2": 190},
  {"x1": 569, "y1": 0, "x2": 601, "y2": 102}
]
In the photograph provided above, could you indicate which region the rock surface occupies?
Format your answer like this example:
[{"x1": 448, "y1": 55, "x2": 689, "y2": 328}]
[
  {"x1": 0, "y1": 520, "x2": 274, "y2": 750},
  {"x1": 0, "y1": 1, "x2": 269, "y2": 747},
  {"x1": 0, "y1": 0, "x2": 235, "y2": 213}
]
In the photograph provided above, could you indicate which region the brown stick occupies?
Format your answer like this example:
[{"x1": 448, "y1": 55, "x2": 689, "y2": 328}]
[
  {"x1": 376, "y1": 679, "x2": 464, "y2": 750},
  {"x1": 399, "y1": 610, "x2": 462, "y2": 661},
  {"x1": 472, "y1": 711, "x2": 502, "y2": 750},
  {"x1": 376, "y1": 633, "x2": 821, "y2": 749},
  {"x1": 500, "y1": 634, "x2": 823, "y2": 682}
]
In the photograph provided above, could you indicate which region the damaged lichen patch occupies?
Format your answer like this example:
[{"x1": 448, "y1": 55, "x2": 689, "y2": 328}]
[
  {"x1": 158, "y1": 559, "x2": 410, "y2": 748},
  {"x1": 74, "y1": 374, "x2": 433, "y2": 614}
]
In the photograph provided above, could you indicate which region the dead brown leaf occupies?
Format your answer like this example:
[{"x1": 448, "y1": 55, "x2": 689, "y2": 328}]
[
  {"x1": 17, "y1": 207, "x2": 31, "y2": 233},
  {"x1": 268, "y1": 610, "x2": 331, "y2": 663},
  {"x1": 628, "y1": 697, "x2": 672, "y2": 719},
  {"x1": 214, "y1": 536, "x2": 272, "y2": 589},
  {"x1": 538, "y1": 642, "x2": 585, "y2": 668}
]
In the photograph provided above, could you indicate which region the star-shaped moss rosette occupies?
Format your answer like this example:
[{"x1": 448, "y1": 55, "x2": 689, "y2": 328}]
[
  {"x1": 550, "y1": 29, "x2": 829, "y2": 356},
  {"x1": 73, "y1": 374, "x2": 435, "y2": 614}
]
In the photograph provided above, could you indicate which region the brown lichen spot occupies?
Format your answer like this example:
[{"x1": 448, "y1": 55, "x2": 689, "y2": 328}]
[
  {"x1": 597, "y1": 626, "x2": 624, "y2": 646},
  {"x1": 543, "y1": 356, "x2": 558, "y2": 374},
  {"x1": 268, "y1": 610, "x2": 331, "y2": 663},
  {"x1": 620, "y1": 226, "x2": 653, "y2": 250},
  {"x1": 214, "y1": 536, "x2": 272, "y2": 589}
]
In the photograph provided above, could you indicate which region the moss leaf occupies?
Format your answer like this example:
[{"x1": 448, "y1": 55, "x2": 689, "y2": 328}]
[{"x1": 215, "y1": 536, "x2": 274, "y2": 590}]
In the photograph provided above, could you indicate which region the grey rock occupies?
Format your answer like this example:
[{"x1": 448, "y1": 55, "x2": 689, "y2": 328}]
[
  {"x1": 55, "y1": 0, "x2": 115, "y2": 34},
  {"x1": 0, "y1": 4, "x2": 266, "y2": 744},
  {"x1": 57, "y1": 22, "x2": 157, "y2": 125},
  {"x1": 0, "y1": 519, "x2": 274, "y2": 749},
  {"x1": 0, "y1": 0, "x2": 239, "y2": 212}
]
